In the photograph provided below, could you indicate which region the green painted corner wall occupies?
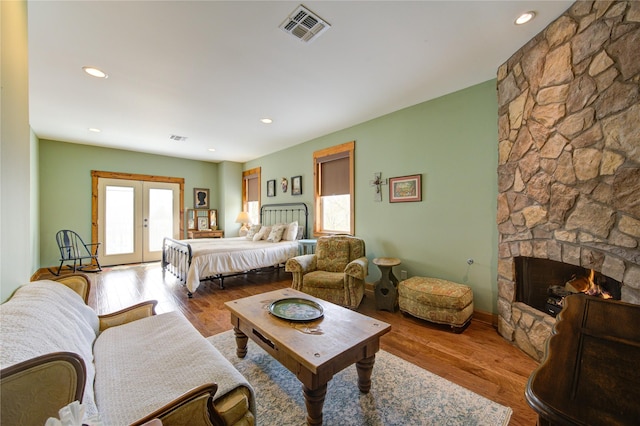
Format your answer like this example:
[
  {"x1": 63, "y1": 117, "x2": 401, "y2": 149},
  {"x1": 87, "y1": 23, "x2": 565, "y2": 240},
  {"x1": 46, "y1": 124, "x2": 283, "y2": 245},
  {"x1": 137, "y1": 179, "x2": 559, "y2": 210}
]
[
  {"x1": 1, "y1": 0, "x2": 32, "y2": 302},
  {"x1": 218, "y1": 161, "x2": 244, "y2": 236},
  {"x1": 246, "y1": 79, "x2": 499, "y2": 313},
  {"x1": 38, "y1": 140, "x2": 222, "y2": 268}
]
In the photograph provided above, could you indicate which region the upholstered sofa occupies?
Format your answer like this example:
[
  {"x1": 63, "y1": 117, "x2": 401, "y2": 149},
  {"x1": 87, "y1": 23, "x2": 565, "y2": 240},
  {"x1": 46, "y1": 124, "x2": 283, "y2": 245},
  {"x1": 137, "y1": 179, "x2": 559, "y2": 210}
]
[
  {"x1": 285, "y1": 235, "x2": 367, "y2": 309},
  {"x1": 0, "y1": 274, "x2": 255, "y2": 426}
]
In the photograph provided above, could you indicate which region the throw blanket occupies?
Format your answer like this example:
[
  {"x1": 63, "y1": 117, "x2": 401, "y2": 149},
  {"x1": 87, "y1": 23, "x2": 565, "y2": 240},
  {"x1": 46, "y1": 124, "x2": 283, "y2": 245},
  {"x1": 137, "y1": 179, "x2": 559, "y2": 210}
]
[
  {"x1": 0, "y1": 281, "x2": 100, "y2": 417},
  {"x1": 93, "y1": 311, "x2": 255, "y2": 425},
  {"x1": 183, "y1": 237, "x2": 299, "y2": 292}
]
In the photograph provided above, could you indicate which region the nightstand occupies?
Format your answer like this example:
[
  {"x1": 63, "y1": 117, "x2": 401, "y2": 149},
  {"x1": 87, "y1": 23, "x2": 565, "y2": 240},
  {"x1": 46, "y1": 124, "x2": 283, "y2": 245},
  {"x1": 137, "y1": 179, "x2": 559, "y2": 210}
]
[{"x1": 298, "y1": 239, "x2": 317, "y2": 255}]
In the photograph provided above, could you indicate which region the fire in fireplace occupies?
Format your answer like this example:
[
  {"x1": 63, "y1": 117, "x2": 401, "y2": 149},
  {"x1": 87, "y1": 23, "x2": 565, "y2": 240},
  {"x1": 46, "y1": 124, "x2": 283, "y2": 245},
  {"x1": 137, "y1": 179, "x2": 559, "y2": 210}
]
[{"x1": 515, "y1": 257, "x2": 622, "y2": 317}]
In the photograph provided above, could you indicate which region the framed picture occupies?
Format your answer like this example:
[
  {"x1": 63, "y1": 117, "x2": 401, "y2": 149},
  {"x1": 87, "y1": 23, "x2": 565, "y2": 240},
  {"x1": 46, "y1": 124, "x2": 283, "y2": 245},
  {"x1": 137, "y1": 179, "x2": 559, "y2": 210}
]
[
  {"x1": 389, "y1": 174, "x2": 422, "y2": 203},
  {"x1": 197, "y1": 217, "x2": 209, "y2": 231},
  {"x1": 267, "y1": 179, "x2": 276, "y2": 197},
  {"x1": 291, "y1": 175, "x2": 302, "y2": 195},
  {"x1": 194, "y1": 188, "x2": 209, "y2": 209}
]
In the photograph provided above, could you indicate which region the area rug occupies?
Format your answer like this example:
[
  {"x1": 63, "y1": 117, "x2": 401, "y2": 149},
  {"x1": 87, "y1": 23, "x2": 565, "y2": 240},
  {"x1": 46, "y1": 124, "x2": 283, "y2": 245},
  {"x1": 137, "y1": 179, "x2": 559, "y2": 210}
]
[{"x1": 207, "y1": 330, "x2": 512, "y2": 426}]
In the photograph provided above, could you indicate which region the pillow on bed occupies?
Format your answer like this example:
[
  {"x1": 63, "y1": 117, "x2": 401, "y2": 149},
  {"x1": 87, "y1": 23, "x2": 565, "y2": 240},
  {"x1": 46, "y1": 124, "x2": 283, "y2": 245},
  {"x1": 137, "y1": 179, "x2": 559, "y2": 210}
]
[
  {"x1": 267, "y1": 224, "x2": 287, "y2": 242},
  {"x1": 246, "y1": 224, "x2": 262, "y2": 240},
  {"x1": 253, "y1": 226, "x2": 271, "y2": 241},
  {"x1": 283, "y1": 221, "x2": 298, "y2": 241}
]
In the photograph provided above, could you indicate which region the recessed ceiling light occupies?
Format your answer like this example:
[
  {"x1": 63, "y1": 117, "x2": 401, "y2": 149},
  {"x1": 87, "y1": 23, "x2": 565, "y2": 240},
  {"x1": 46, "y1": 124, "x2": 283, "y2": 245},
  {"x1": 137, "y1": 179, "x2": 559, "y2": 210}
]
[
  {"x1": 208, "y1": 148, "x2": 216, "y2": 152},
  {"x1": 82, "y1": 66, "x2": 108, "y2": 78},
  {"x1": 260, "y1": 118, "x2": 273, "y2": 124},
  {"x1": 515, "y1": 11, "x2": 536, "y2": 25},
  {"x1": 88, "y1": 128, "x2": 101, "y2": 133}
]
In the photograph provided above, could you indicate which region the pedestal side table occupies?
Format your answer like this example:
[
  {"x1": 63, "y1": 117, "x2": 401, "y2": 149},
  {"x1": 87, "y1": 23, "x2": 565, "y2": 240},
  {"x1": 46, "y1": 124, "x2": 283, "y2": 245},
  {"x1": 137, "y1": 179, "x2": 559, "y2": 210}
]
[{"x1": 373, "y1": 257, "x2": 401, "y2": 312}]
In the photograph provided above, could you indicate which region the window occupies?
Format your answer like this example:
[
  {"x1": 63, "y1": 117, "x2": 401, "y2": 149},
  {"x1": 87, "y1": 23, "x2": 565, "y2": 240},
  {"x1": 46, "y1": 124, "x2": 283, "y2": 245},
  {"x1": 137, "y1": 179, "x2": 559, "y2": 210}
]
[
  {"x1": 313, "y1": 141, "x2": 354, "y2": 235},
  {"x1": 242, "y1": 167, "x2": 261, "y2": 225}
]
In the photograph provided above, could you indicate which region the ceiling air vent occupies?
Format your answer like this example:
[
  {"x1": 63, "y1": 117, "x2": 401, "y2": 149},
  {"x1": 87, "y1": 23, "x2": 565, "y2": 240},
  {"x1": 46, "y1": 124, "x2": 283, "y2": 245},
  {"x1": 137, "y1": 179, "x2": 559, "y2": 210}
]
[
  {"x1": 280, "y1": 5, "x2": 330, "y2": 43},
  {"x1": 169, "y1": 135, "x2": 188, "y2": 142}
]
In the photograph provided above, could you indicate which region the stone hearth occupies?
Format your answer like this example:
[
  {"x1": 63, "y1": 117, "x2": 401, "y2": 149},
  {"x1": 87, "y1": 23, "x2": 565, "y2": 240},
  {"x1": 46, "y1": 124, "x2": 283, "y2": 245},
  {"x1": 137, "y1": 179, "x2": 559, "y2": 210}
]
[{"x1": 496, "y1": 0, "x2": 640, "y2": 361}]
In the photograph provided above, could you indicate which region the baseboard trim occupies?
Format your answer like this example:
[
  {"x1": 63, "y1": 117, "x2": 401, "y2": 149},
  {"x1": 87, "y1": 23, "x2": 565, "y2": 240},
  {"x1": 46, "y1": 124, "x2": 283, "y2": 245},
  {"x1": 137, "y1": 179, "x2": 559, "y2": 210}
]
[{"x1": 472, "y1": 309, "x2": 497, "y2": 327}]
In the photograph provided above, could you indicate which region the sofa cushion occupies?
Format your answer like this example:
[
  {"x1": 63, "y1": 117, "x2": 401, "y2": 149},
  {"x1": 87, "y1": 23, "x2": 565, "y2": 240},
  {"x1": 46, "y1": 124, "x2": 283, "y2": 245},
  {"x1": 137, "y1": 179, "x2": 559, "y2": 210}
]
[
  {"x1": 0, "y1": 281, "x2": 100, "y2": 417},
  {"x1": 93, "y1": 311, "x2": 255, "y2": 425},
  {"x1": 347, "y1": 237, "x2": 365, "y2": 260},
  {"x1": 316, "y1": 238, "x2": 350, "y2": 272},
  {"x1": 303, "y1": 271, "x2": 345, "y2": 289}
]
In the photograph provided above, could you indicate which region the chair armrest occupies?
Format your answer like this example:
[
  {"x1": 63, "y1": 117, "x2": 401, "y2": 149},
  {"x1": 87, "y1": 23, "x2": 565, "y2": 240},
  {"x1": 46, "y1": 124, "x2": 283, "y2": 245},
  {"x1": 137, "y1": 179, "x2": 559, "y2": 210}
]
[
  {"x1": 99, "y1": 300, "x2": 158, "y2": 332},
  {"x1": 0, "y1": 352, "x2": 86, "y2": 426},
  {"x1": 84, "y1": 242, "x2": 100, "y2": 255},
  {"x1": 130, "y1": 383, "x2": 220, "y2": 426},
  {"x1": 51, "y1": 273, "x2": 91, "y2": 304},
  {"x1": 286, "y1": 255, "x2": 317, "y2": 291},
  {"x1": 345, "y1": 257, "x2": 368, "y2": 280},
  {"x1": 285, "y1": 254, "x2": 317, "y2": 274}
]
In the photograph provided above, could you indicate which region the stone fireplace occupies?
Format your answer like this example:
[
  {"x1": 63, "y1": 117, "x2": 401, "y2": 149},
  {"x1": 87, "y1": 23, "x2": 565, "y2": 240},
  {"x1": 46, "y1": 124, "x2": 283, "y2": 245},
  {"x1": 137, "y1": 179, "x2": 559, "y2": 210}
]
[
  {"x1": 515, "y1": 256, "x2": 622, "y2": 315},
  {"x1": 496, "y1": 0, "x2": 640, "y2": 361}
]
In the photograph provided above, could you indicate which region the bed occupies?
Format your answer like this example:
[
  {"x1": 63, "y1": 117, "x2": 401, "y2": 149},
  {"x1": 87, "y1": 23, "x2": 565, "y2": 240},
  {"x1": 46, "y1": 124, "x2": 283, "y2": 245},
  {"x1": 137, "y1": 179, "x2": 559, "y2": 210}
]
[{"x1": 162, "y1": 203, "x2": 309, "y2": 297}]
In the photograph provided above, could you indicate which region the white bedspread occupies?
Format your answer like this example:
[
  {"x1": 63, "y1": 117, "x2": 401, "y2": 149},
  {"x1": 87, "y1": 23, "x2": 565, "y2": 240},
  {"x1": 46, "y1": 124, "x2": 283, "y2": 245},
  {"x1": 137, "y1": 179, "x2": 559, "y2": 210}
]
[{"x1": 181, "y1": 237, "x2": 299, "y2": 293}]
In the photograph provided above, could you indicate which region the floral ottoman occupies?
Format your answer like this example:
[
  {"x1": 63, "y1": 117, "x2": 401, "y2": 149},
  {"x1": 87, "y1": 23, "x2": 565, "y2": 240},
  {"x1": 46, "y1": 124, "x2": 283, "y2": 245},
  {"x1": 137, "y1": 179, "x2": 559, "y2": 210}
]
[{"x1": 398, "y1": 276, "x2": 473, "y2": 333}]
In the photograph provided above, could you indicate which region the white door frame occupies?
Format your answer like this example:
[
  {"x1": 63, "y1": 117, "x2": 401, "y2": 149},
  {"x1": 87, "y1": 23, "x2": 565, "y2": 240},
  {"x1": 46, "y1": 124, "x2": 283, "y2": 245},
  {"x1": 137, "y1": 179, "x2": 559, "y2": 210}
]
[{"x1": 91, "y1": 171, "x2": 184, "y2": 265}]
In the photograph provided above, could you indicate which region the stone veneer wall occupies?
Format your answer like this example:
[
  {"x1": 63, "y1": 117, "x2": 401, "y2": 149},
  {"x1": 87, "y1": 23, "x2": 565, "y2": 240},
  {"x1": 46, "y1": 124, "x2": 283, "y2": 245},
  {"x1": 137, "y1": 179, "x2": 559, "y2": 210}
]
[{"x1": 495, "y1": 0, "x2": 640, "y2": 361}]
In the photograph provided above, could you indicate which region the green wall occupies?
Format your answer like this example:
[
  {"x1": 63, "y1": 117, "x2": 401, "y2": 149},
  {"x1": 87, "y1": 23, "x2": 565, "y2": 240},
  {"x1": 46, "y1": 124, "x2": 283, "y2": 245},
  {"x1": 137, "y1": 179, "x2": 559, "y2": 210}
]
[
  {"x1": 38, "y1": 140, "x2": 223, "y2": 268},
  {"x1": 37, "y1": 79, "x2": 499, "y2": 313},
  {"x1": 246, "y1": 80, "x2": 499, "y2": 313},
  {"x1": 218, "y1": 161, "x2": 244, "y2": 235},
  {"x1": 1, "y1": 0, "x2": 32, "y2": 302}
]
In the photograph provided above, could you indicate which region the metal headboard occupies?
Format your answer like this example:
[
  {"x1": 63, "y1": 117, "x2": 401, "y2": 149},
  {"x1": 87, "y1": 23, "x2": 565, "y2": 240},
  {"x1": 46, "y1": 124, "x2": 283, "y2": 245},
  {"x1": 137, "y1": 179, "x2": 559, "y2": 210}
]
[{"x1": 260, "y1": 203, "x2": 309, "y2": 239}]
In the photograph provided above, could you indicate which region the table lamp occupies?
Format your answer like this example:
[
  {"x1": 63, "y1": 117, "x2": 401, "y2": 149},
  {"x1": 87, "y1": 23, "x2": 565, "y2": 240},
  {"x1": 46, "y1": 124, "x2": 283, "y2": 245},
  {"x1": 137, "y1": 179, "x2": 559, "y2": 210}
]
[{"x1": 235, "y1": 211, "x2": 251, "y2": 235}]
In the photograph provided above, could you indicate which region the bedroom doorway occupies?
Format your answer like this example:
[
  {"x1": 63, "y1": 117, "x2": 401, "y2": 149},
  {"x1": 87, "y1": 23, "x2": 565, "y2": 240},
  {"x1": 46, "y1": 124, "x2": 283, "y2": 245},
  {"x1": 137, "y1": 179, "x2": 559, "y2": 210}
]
[{"x1": 92, "y1": 171, "x2": 184, "y2": 266}]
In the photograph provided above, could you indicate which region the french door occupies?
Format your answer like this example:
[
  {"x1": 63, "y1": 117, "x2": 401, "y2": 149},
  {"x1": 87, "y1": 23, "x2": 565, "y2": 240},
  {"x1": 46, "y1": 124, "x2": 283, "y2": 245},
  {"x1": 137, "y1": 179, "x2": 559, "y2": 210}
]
[{"x1": 95, "y1": 176, "x2": 181, "y2": 266}]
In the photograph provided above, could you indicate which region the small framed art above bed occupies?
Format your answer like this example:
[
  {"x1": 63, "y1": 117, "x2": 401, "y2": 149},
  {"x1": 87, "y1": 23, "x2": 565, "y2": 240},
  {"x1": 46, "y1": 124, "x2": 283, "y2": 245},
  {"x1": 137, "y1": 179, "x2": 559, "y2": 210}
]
[{"x1": 162, "y1": 202, "x2": 309, "y2": 297}]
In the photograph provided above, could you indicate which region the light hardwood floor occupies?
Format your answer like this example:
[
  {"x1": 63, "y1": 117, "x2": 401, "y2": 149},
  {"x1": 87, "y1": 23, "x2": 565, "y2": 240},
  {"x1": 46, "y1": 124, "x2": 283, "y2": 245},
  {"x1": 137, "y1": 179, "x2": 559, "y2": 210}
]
[{"x1": 83, "y1": 262, "x2": 539, "y2": 425}]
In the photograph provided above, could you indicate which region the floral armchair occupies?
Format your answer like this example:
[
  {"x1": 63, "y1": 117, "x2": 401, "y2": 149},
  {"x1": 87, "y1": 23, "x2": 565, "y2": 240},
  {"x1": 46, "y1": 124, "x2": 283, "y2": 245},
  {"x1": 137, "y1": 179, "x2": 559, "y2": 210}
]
[{"x1": 285, "y1": 235, "x2": 367, "y2": 309}]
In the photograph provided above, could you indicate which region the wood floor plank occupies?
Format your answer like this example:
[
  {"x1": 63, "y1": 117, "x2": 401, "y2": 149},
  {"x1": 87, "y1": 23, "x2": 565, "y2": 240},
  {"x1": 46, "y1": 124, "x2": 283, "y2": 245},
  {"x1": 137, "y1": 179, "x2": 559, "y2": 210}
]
[{"x1": 87, "y1": 262, "x2": 539, "y2": 425}]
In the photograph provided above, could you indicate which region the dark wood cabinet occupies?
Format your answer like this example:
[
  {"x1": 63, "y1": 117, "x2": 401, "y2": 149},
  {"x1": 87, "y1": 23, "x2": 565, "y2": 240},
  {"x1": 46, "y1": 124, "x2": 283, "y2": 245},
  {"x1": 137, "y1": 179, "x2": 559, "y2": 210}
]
[
  {"x1": 187, "y1": 230, "x2": 224, "y2": 239},
  {"x1": 525, "y1": 294, "x2": 640, "y2": 426}
]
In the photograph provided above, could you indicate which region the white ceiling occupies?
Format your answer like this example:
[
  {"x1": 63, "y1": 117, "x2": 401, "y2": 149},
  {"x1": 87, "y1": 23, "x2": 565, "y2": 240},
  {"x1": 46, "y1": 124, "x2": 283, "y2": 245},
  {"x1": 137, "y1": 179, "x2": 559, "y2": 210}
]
[{"x1": 28, "y1": 1, "x2": 574, "y2": 163}]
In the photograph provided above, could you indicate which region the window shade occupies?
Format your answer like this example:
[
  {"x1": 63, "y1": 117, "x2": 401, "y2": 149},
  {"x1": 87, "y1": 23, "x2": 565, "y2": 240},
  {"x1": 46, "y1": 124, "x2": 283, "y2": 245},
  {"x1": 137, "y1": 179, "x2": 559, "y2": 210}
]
[
  {"x1": 247, "y1": 176, "x2": 259, "y2": 202},
  {"x1": 320, "y1": 156, "x2": 349, "y2": 196}
]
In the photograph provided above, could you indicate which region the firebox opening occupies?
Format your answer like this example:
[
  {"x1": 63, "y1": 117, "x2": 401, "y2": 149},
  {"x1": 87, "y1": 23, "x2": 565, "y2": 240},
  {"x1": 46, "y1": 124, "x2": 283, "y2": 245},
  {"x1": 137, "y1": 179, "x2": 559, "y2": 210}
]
[{"x1": 515, "y1": 257, "x2": 622, "y2": 317}]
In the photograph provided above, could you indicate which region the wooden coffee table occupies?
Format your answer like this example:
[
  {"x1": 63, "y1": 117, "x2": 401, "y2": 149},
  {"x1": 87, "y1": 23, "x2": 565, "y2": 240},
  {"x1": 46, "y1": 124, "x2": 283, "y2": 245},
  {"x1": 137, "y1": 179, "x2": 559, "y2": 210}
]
[{"x1": 225, "y1": 288, "x2": 391, "y2": 426}]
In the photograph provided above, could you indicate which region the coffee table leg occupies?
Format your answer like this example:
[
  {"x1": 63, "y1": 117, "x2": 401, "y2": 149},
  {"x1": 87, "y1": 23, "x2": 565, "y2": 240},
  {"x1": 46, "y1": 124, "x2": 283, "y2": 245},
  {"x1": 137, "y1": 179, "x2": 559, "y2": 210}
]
[
  {"x1": 302, "y1": 383, "x2": 327, "y2": 426},
  {"x1": 233, "y1": 327, "x2": 248, "y2": 358},
  {"x1": 356, "y1": 355, "x2": 376, "y2": 393}
]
